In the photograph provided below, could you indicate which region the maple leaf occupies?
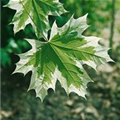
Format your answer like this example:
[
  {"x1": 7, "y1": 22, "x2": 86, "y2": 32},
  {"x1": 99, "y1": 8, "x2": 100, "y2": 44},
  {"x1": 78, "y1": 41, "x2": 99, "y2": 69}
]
[
  {"x1": 5, "y1": 0, "x2": 67, "y2": 40},
  {"x1": 13, "y1": 14, "x2": 113, "y2": 101}
]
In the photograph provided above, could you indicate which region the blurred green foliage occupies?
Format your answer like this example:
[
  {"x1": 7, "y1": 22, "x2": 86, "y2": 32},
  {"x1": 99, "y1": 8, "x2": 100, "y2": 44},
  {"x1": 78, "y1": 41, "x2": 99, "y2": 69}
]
[{"x1": 1, "y1": 0, "x2": 120, "y2": 120}]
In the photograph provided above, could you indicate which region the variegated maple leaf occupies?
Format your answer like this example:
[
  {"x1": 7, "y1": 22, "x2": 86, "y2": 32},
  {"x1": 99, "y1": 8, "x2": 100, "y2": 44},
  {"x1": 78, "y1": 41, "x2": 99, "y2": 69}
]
[
  {"x1": 13, "y1": 14, "x2": 113, "y2": 101},
  {"x1": 5, "y1": 0, "x2": 67, "y2": 40}
]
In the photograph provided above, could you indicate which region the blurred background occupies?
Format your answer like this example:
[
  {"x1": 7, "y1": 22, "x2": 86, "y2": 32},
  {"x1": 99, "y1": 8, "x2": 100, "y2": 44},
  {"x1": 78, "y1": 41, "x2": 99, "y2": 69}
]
[{"x1": 1, "y1": 0, "x2": 120, "y2": 120}]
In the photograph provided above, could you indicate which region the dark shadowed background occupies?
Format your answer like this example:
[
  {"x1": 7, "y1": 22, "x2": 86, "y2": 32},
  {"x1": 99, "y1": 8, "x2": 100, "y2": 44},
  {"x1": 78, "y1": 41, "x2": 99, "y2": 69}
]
[{"x1": 1, "y1": 0, "x2": 120, "y2": 120}]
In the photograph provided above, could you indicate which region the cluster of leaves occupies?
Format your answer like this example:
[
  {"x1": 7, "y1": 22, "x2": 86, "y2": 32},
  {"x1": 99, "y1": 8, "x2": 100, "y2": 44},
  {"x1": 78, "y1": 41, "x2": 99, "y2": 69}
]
[{"x1": 5, "y1": 0, "x2": 112, "y2": 101}]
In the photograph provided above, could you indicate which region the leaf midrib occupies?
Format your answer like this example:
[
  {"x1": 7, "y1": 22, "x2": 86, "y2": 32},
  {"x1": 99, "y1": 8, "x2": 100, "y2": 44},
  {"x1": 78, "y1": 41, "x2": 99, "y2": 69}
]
[
  {"x1": 50, "y1": 44, "x2": 81, "y2": 87},
  {"x1": 19, "y1": 0, "x2": 48, "y2": 40},
  {"x1": 50, "y1": 42, "x2": 105, "y2": 59}
]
